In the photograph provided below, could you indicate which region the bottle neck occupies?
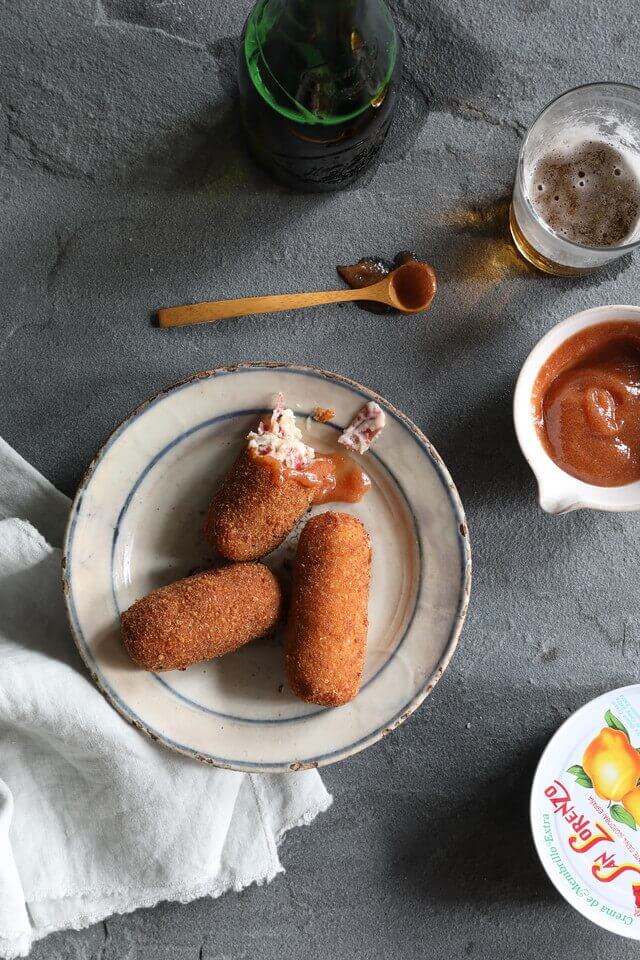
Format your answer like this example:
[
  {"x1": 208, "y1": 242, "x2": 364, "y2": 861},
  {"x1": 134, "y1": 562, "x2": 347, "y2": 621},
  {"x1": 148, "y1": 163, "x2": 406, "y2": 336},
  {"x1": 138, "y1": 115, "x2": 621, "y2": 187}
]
[{"x1": 244, "y1": 0, "x2": 398, "y2": 125}]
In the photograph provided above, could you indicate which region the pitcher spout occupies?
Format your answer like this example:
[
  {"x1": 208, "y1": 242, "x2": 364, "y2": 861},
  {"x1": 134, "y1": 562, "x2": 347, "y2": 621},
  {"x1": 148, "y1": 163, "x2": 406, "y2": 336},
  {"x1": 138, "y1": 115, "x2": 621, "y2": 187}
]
[{"x1": 537, "y1": 483, "x2": 580, "y2": 515}]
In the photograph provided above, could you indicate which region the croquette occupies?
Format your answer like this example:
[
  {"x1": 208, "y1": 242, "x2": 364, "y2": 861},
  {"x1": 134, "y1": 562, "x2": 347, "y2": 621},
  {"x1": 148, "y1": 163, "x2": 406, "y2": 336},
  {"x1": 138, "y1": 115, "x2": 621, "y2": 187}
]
[
  {"x1": 204, "y1": 449, "x2": 315, "y2": 561},
  {"x1": 121, "y1": 563, "x2": 282, "y2": 671},
  {"x1": 285, "y1": 512, "x2": 371, "y2": 706}
]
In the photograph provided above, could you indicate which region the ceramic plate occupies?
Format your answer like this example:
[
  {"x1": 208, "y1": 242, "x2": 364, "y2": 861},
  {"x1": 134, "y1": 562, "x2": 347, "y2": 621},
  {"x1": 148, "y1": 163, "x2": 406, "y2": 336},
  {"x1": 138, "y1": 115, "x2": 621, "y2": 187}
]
[{"x1": 63, "y1": 363, "x2": 471, "y2": 772}]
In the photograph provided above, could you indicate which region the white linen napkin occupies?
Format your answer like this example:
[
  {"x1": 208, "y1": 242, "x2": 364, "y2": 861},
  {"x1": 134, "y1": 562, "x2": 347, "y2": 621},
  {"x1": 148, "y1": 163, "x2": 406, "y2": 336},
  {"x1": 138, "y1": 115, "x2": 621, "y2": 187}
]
[{"x1": 0, "y1": 438, "x2": 332, "y2": 959}]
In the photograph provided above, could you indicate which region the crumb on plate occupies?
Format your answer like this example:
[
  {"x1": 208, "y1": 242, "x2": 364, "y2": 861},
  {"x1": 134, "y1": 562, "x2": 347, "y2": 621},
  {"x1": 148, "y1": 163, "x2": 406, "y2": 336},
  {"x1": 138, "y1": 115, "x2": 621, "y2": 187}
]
[{"x1": 312, "y1": 406, "x2": 335, "y2": 423}]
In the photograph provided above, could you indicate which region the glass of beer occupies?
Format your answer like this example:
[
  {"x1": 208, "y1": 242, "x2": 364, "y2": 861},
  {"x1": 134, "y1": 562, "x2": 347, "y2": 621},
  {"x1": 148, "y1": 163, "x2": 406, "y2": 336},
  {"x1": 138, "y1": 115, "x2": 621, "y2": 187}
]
[{"x1": 510, "y1": 83, "x2": 640, "y2": 275}]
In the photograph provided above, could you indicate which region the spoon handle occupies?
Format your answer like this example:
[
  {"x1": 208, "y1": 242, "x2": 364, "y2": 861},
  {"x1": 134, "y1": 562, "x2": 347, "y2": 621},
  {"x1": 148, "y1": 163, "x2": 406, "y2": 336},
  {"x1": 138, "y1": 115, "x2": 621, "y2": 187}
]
[{"x1": 157, "y1": 285, "x2": 375, "y2": 328}]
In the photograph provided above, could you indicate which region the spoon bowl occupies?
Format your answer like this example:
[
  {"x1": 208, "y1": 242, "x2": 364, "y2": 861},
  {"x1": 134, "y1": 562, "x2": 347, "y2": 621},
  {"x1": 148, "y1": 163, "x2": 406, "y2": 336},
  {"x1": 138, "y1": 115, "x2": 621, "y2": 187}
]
[{"x1": 387, "y1": 261, "x2": 437, "y2": 313}]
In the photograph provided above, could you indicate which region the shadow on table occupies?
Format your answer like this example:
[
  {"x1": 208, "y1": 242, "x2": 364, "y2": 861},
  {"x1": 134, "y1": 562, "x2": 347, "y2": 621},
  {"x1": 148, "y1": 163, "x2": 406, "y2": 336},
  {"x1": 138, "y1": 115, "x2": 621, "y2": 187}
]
[
  {"x1": 387, "y1": 0, "x2": 503, "y2": 159},
  {"x1": 429, "y1": 384, "x2": 530, "y2": 509},
  {"x1": 385, "y1": 672, "x2": 640, "y2": 909},
  {"x1": 152, "y1": 100, "x2": 269, "y2": 198},
  {"x1": 435, "y1": 194, "x2": 634, "y2": 294},
  {"x1": 388, "y1": 737, "x2": 553, "y2": 905}
]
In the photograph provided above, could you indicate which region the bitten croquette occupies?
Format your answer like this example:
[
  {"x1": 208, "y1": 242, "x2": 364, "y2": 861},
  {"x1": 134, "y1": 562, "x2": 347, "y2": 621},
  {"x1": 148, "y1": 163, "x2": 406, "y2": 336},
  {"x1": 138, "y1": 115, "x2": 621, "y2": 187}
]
[
  {"x1": 286, "y1": 512, "x2": 371, "y2": 706},
  {"x1": 204, "y1": 448, "x2": 315, "y2": 561},
  {"x1": 121, "y1": 563, "x2": 282, "y2": 671}
]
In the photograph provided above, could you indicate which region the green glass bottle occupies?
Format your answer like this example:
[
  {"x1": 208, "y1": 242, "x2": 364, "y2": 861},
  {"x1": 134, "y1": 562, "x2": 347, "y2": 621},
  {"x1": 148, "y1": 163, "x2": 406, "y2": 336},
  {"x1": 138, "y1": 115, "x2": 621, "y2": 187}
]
[{"x1": 237, "y1": 0, "x2": 401, "y2": 191}]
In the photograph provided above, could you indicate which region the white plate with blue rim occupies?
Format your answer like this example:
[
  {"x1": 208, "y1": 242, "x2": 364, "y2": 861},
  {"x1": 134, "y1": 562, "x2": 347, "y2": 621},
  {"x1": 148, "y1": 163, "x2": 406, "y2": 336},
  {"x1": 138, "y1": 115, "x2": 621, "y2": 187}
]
[{"x1": 63, "y1": 363, "x2": 471, "y2": 772}]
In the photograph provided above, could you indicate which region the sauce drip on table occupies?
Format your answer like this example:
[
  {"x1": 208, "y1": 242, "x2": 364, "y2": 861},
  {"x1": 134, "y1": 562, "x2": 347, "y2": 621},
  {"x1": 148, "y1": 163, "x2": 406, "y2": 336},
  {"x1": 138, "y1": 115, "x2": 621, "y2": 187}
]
[{"x1": 532, "y1": 321, "x2": 640, "y2": 486}]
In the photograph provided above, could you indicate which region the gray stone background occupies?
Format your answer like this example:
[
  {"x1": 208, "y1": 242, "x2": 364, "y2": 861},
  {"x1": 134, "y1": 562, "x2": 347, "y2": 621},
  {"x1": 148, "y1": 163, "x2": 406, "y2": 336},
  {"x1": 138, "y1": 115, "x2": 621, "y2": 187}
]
[{"x1": 1, "y1": 0, "x2": 639, "y2": 956}]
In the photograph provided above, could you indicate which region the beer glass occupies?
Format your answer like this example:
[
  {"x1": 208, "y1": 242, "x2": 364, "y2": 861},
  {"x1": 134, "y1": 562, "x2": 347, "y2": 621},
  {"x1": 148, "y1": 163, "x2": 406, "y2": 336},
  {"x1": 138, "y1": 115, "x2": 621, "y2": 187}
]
[{"x1": 510, "y1": 83, "x2": 640, "y2": 275}]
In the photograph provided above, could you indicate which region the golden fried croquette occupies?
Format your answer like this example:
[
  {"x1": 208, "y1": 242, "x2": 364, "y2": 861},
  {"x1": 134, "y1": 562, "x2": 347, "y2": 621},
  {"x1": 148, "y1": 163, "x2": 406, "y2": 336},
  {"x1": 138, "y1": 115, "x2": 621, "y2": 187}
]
[
  {"x1": 121, "y1": 563, "x2": 282, "y2": 671},
  {"x1": 204, "y1": 449, "x2": 315, "y2": 561},
  {"x1": 286, "y1": 512, "x2": 371, "y2": 706}
]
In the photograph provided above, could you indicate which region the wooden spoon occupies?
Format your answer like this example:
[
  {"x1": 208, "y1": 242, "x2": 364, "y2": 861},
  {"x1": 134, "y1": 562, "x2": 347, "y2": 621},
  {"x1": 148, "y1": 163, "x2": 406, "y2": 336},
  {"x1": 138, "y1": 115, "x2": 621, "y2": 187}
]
[{"x1": 157, "y1": 261, "x2": 437, "y2": 329}]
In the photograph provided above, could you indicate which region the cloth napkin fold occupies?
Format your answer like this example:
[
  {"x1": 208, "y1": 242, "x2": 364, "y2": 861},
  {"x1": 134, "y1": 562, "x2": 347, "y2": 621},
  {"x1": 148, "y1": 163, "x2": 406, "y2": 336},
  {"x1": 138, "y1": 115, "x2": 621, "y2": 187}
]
[{"x1": 0, "y1": 439, "x2": 331, "y2": 959}]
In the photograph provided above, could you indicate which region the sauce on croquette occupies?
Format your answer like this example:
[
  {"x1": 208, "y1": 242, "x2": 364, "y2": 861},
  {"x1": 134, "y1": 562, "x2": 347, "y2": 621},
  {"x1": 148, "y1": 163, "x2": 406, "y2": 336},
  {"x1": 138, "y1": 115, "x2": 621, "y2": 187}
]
[
  {"x1": 248, "y1": 393, "x2": 370, "y2": 504},
  {"x1": 250, "y1": 448, "x2": 370, "y2": 505}
]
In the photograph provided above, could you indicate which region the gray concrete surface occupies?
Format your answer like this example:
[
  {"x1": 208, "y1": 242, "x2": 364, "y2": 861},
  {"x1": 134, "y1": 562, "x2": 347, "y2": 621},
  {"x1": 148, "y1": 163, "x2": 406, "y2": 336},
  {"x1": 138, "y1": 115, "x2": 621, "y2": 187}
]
[{"x1": 1, "y1": 0, "x2": 639, "y2": 956}]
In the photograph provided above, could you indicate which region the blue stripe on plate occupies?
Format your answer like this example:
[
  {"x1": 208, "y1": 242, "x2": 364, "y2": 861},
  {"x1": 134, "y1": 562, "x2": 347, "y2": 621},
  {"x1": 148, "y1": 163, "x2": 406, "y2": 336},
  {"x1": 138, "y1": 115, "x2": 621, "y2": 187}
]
[{"x1": 109, "y1": 411, "x2": 422, "y2": 723}]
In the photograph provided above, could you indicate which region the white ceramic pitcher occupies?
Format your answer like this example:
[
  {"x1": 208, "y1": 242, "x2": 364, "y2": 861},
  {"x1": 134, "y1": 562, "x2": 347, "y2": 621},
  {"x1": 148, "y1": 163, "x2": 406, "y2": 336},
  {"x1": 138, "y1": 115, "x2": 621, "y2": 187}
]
[{"x1": 514, "y1": 304, "x2": 640, "y2": 514}]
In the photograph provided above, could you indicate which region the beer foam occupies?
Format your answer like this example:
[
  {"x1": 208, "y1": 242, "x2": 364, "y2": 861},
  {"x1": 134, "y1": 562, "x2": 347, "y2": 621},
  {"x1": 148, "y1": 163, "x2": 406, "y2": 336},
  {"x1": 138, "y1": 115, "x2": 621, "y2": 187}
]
[{"x1": 526, "y1": 125, "x2": 640, "y2": 247}]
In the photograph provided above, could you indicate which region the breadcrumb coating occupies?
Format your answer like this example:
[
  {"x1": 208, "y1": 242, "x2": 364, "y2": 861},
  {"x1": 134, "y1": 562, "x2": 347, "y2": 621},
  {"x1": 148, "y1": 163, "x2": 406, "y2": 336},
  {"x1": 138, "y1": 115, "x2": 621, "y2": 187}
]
[
  {"x1": 204, "y1": 448, "x2": 314, "y2": 561},
  {"x1": 121, "y1": 563, "x2": 282, "y2": 672},
  {"x1": 286, "y1": 512, "x2": 371, "y2": 706}
]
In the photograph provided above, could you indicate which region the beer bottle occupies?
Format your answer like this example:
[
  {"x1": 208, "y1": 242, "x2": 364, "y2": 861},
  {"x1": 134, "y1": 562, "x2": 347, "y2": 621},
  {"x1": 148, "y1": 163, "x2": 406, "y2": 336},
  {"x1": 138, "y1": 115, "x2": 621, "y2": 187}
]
[{"x1": 237, "y1": 0, "x2": 401, "y2": 191}]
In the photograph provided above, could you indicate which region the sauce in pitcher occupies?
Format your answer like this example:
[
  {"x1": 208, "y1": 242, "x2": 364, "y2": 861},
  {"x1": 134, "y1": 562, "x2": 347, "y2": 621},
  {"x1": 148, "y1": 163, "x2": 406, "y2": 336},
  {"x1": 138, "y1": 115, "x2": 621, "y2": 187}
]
[{"x1": 533, "y1": 321, "x2": 640, "y2": 486}]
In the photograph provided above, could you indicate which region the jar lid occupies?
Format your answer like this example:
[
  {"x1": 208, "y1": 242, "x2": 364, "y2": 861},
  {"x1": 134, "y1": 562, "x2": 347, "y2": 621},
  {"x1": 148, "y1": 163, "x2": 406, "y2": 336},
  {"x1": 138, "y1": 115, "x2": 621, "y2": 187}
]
[{"x1": 531, "y1": 685, "x2": 640, "y2": 939}]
